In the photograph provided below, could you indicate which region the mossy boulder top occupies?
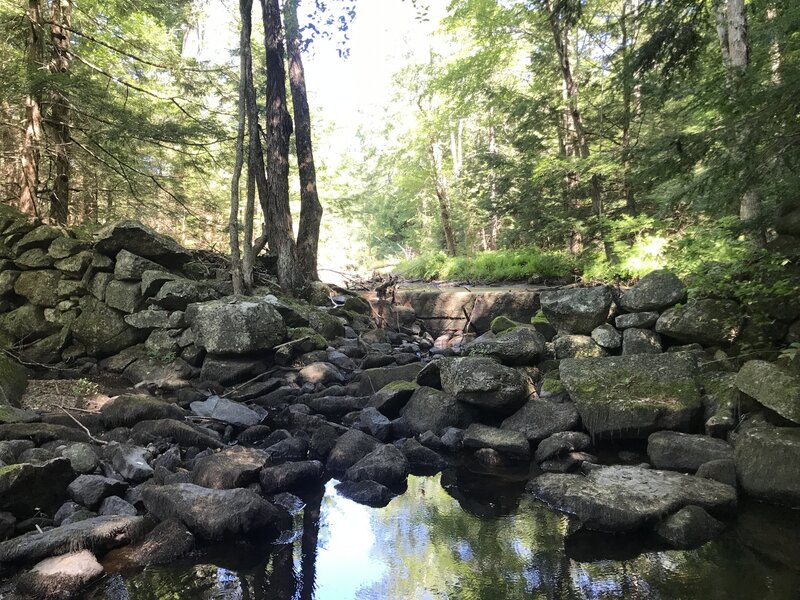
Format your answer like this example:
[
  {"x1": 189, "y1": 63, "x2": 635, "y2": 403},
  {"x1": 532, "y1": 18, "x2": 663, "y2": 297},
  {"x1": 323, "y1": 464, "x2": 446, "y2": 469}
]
[{"x1": 559, "y1": 352, "x2": 702, "y2": 439}]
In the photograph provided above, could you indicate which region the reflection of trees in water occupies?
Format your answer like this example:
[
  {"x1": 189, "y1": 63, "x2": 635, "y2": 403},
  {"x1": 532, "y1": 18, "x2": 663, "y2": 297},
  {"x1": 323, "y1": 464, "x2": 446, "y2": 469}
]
[{"x1": 89, "y1": 477, "x2": 800, "y2": 600}]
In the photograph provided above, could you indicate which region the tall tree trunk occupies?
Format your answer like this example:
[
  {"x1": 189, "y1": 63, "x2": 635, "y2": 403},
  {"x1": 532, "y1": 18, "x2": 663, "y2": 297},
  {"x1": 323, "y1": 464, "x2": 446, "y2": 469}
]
[
  {"x1": 260, "y1": 0, "x2": 302, "y2": 294},
  {"x1": 47, "y1": 0, "x2": 72, "y2": 224},
  {"x1": 429, "y1": 137, "x2": 457, "y2": 257},
  {"x1": 714, "y1": 0, "x2": 764, "y2": 243},
  {"x1": 620, "y1": 0, "x2": 640, "y2": 214},
  {"x1": 487, "y1": 112, "x2": 498, "y2": 251},
  {"x1": 285, "y1": 0, "x2": 322, "y2": 281},
  {"x1": 19, "y1": 0, "x2": 43, "y2": 219},
  {"x1": 230, "y1": 0, "x2": 251, "y2": 296}
]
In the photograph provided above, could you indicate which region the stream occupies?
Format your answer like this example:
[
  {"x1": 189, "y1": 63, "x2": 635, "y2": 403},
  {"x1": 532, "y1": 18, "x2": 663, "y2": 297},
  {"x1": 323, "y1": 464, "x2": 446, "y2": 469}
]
[{"x1": 86, "y1": 469, "x2": 800, "y2": 600}]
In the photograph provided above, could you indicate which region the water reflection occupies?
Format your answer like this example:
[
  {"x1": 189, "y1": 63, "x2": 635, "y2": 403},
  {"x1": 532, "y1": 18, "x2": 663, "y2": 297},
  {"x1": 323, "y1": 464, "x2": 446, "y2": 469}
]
[{"x1": 88, "y1": 470, "x2": 800, "y2": 600}]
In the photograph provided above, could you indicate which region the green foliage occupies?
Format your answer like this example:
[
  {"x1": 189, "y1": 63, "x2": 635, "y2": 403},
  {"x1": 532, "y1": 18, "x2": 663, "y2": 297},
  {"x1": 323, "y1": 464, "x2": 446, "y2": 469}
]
[{"x1": 397, "y1": 248, "x2": 576, "y2": 282}]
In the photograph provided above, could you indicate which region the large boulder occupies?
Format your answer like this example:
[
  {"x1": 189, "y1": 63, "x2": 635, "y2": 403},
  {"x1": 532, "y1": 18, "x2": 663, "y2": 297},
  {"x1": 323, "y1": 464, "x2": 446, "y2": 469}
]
[
  {"x1": 343, "y1": 444, "x2": 410, "y2": 491},
  {"x1": 647, "y1": 431, "x2": 733, "y2": 472},
  {"x1": 131, "y1": 419, "x2": 223, "y2": 450},
  {"x1": 101, "y1": 519, "x2": 194, "y2": 569},
  {"x1": 0, "y1": 515, "x2": 146, "y2": 565},
  {"x1": 620, "y1": 270, "x2": 686, "y2": 312},
  {"x1": 655, "y1": 299, "x2": 742, "y2": 346},
  {"x1": 0, "y1": 458, "x2": 74, "y2": 518},
  {"x1": 734, "y1": 425, "x2": 800, "y2": 507},
  {"x1": 500, "y1": 399, "x2": 579, "y2": 442},
  {"x1": 554, "y1": 334, "x2": 607, "y2": 359},
  {"x1": 326, "y1": 429, "x2": 381, "y2": 473},
  {"x1": 100, "y1": 394, "x2": 185, "y2": 428},
  {"x1": 465, "y1": 327, "x2": 545, "y2": 366},
  {"x1": 191, "y1": 447, "x2": 268, "y2": 489},
  {"x1": 559, "y1": 353, "x2": 702, "y2": 439},
  {"x1": 13, "y1": 270, "x2": 64, "y2": 307},
  {"x1": 94, "y1": 220, "x2": 190, "y2": 267},
  {"x1": 539, "y1": 286, "x2": 613, "y2": 334},
  {"x1": 400, "y1": 386, "x2": 477, "y2": 435},
  {"x1": 190, "y1": 297, "x2": 286, "y2": 354},
  {"x1": 67, "y1": 475, "x2": 128, "y2": 509},
  {"x1": 189, "y1": 395, "x2": 261, "y2": 428},
  {"x1": 358, "y1": 363, "x2": 423, "y2": 396},
  {"x1": 259, "y1": 460, "x2": 324, "y2": 495},
  {"x1": 14, "y1": 549, "x2": 104, "y2": 600},
  {"x1": 462, "y1": 423, "x2": 530, "y2": 459},
  {"x1": 654, "y1": 505, "x2": 725, "y2": 549},
  {"x1": 152, "y1": 279, "x2": 219, "y2": 311},
  {"x1": 114, "y1": 250, "x2": 163, "y2": 281},
  {"x1": 735, "y1": 360, "x2": 800, "y2": 425},
  {"x1": 140, "y1": 483, "x2": 282, "y2": 540},
  {"x1": 439, "y1": 356, "x2": 531, "y2": 414},
  {"x1": 527, "y1": 465, "x2": 737, "y2": 533},
  {"x1": 70, "y1": 297, "x2": 144, "y2": 357}
]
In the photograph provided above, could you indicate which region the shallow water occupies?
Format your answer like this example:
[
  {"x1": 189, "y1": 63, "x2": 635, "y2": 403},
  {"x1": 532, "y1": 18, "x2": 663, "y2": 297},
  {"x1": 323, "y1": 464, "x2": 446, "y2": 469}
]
[{"x1": 88, "y1": 469, "x2": 800, "y2": 600}]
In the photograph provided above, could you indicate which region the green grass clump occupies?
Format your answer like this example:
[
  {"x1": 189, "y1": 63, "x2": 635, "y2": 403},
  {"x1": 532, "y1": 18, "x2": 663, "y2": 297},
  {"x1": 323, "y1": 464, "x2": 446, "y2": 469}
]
[{"x1": 397, "y1": 248, "x2": 576, "y2": 283}]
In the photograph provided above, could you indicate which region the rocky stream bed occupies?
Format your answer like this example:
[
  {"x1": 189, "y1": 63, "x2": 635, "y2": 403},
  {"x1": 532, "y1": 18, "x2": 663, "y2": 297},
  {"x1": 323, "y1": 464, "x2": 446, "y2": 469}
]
[{"x1": 0, "y1": 217, "x2": 798, "y2": 598}]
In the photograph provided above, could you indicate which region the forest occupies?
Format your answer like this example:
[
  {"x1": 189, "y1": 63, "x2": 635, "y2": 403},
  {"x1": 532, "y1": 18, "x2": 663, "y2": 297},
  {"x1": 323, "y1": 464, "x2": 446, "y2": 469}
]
[{"x1": 0, "y1": 0, "x2": 798, "y2": 301}]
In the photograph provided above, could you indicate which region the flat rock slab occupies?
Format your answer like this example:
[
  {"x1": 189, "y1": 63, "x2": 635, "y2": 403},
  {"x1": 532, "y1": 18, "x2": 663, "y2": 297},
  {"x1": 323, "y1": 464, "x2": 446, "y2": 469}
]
[
  {"x1": 0, "y1": 515, "x2": 146, "y2": 564},
  {"x1": 527, "y1": 465, "x2": 737, "y2": 533},
  {"x1": 94, "y1": 220, "x2": 190, "y2": 267},
  {"x1": 559, "y1": 353, "x2": 701, "y2": 439},
  {"x1": 735, "y1": 360, "x2": 800, "y2": 425},
  {"x1": 191, "y1": 447, "x2": 268, "y2": 489},
  {"x1": 463, "y1": 423, "x2": 530, "y2": 459},
  {"x1": 190, "y1": 395, "x2": 261, "y2": 428},
  {"x1": 140, "y1": 483, "x2": 282, "y2": 540},
  {"x1": 439, "y1": 356, "x2": 531, "y2": 414},
  {"x1": 647, "y1": 431, "x2": 733, "y2": 472},
  {"x1": 500, "y1": 399, "x2": 579, "y2": 442}
]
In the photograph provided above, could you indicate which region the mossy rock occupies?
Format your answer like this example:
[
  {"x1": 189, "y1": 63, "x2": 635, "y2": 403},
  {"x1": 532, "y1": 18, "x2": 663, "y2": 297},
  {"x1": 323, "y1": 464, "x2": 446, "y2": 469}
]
[
  {"x1": 0, "y1": 352, "x2": 29, "y2": 407},
  {"x1": 490, "y1": 316, "x2": 519, "y2": 334},
  {"x1": 287, "y1": 327, "x2": 327, "y2": 351},
  {"x1": 531, "y1": 310, "x2": 550, "y2": 325},
  {"x1": 559, "y1": 353, "x2": 702, "y2": 440},
  {"x1": 0, "y1": 404, "x2": 38, "y2": 424},
  {"x1": 100, "y1": 394, "x2": 185, "y2": 428},
  {"x1": 0, "y1": 458, "x2": 75, "y2": 518}
]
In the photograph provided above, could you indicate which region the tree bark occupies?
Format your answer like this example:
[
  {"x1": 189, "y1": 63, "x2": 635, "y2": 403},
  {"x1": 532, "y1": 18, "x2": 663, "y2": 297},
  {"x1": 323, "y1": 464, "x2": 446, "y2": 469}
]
[
  {"x1": 47, "y1": 0, "x2": 72, "y2": 224},
  {"x1": 230, "y1": 0, "x2": 251, "y2": 296},
  {"x1": 260, "y1": 0, "x2": 303, "y2": 294},
  {"x1": 285, "y1": 0, "x2": 322, "y2": 281},
  {"x1": 19, "y1": 0, "x2": 44, "y2": 219},
  {"x1": 429, "y1": 137, "x2": 457, "y2": 256}
]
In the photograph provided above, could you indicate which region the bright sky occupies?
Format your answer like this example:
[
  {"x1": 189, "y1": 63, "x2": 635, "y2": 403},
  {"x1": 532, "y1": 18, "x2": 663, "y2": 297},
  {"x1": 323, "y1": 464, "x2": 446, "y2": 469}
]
[{"x1": 202, "y1": 0, "x2": 448, "y2": 144}]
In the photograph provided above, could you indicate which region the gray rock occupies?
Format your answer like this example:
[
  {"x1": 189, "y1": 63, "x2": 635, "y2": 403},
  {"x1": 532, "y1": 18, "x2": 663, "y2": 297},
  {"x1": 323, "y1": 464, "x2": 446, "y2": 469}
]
[
  {"x1": 191, "y1": 446, "x2": 267, "y2": 489},
  {"x1": 559, "y1": 353, "x2": 702, "y2": 439},
  {"x1": 0, "y1": 458, "x2": 74, "y2": 518},
  {"x1": 463, "y1": 423, "x2": 530, "y2": 459},
  {"x1": 534, "y1": 431, "x2": 591, "y2": 463},
  {"x1": 400, "y1": 387, "x2": 477, "y2": 436},
  {"x1": 307, "y1": 395, "x2": 368, "y2": 419},
  {"x1": 647, "y1": 431, "x2": 733, "y2": 472},
  {"x1": 591, "y1": 324, "x2": 622, "y2": 349},
  {"x1": 0, "y1": 404, "x2": 38, "y2": 425},
  {"x1": 260, "y1": 460, "x2": 324, "y2": 494},
  {"x1": 190, "y1": 395, "x2": 261, "y2": 428},
  {"x1": 140, "y1": 270, "x2": 180, "y2": 298},
  {"x1": 335, "y1": 479, "x2": 395, "y2": 507},
  {"x1": 88, "y1": 272, "x2": 112, "y2": 301},
  {"x1": 14, "y1": 549, "x2": 104, "y2": 599},
  {"x1": 190, "y1": 297, "x2": 286, "y2": 354},
  {"x1": 735, "y1": 360, "x2": 800, "y2": 424},
  {"x1": 554, "y1": 334, "x2": 607, "y2": 359},
  {"x1": 358, "y1": 363, "x2": 424, "y2": 396},
  {"x1": 656, "y1": 299, "x2": 742, "y2": 346},
  {"x1": 108, "y1": 443, "x2": 154, "y2": 483},
  {"x1": 13, "y1": 225, "x2": 67, "y2": 253},
  {"x1": 501, "y1": 399, "x2": 579, "y2": 442},
  {"x1": 124, "y1": 310, "x2": 172, "y2": 330},
  {"x1": 343, "y1": 444, "x2": 410, "y2": 490},
  {"x1": 70, "y1": 297, "x2": 144, "y2": 357},
  {"x1": 54, "y1": 250, "x2": 92, "y2": 275},
  {"x1": 98, "y1": 495, "x2": 137, "y2": 516},
  {"x1": 0, "y1": 270, "x2": 20, "y2": 295},
  {"x1": 615, "y1": 312, "x2": 659, "y2": 330},
  {"x1": 94, "y1": 220, "x2": 190, "y2": 267},
  {"x1": 0, "y1": 423, "x2": 89, "y2": 444},
  {"x1": 621, "y1": 270, "x2": 686, "y2": 312},
  {"x1": 622, "y1": 328, "x2": 662, "y2": 355},
  {"x1": 59, "y1": 443, "x2": 98, "y2": 474},
  {"x1": 439, "y1": 356, "x2": 530, "y2": 414},
  {"x1": 0, "y1": 354, "x2": 29, "y2": 407},
  {"x1": 101, "y1": 394, "x2": 185, "y2": 428},
  {"x1": 140, "y1": 483, "x2": 281, "y2": 540},
  {"x1": 152, "y1": 279, "x2": 219, "y2": 311},
  {"x1": 696, "y1": 459, "x2": 737, "y2": 488},
  {"x1": 67, "y1": 475, "x2": 128, "y2": 509},
  {"x1": 393, "y1": 438, "x2": 448, "y2": 471},
  {"x1": 527, "y1": 465, "x2": 736, "y2": 533},
  {"x1": 734, "y1": 426, "x2": 800, "y2": 507},
  {"x1": 0, "y1": 515, "x2": 145, "y2": 565},
  {"x1": 15, "y1": 248, "x2": 54, "y2": 269},
  {"x1": 540, "y1": 286, "x2": 613, "y2": 334},
  {"x1": 298, "y1": 362, "x2": 344, "y2": 385},
  {"x1": 48, "y1": 237, "x2": 87, "y2": 260},
  {"x1": 105, "y1": 280, "x2": 143, "y2": 314},
  {"x1": 103, "y1": 519, "x2": 193, "y2": 568},
  {"x1": 368, "y1": 380, "x2": 418, "y2": 418},
  {"x1": 200, "y1": 355, "x2": 268, "y2": 386},
  {"x1": 326, "y1": 429, "x2": 381, "y2": 473},
  {"x1": 355, "y1": 407, "x2": 393, "y2": 441},
  {"x1": 114, "y1": 250, "x2": 163, "y2": 281},
  {"x1": 131, "y1": 419, "x2": 223, "y2": 450},
  {"x1": 465, "y1": 327, "x2": 545, "y2": 366},
  {"x1": 13, "y1": 270, "x2": 64, "y2": 307},
  {"x1": 654, "y1": 505, "x2": 725, "y2": 549}
]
